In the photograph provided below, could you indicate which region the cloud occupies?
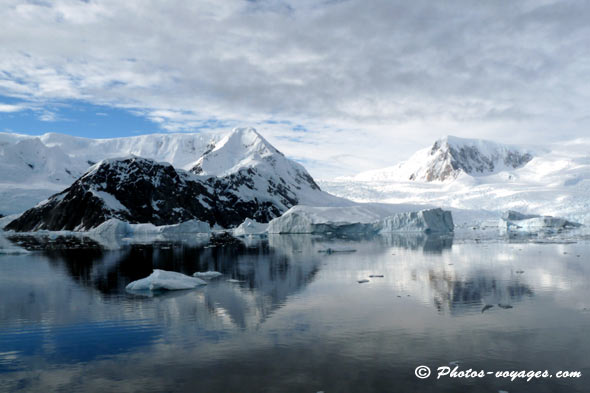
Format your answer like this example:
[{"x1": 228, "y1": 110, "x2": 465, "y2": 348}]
[
  {"x1": 1, "y1": 0, "x2": 589, "y2": 177},
  {"x1": 0, "y1": 103, "x2": 26, "y2": 112}
]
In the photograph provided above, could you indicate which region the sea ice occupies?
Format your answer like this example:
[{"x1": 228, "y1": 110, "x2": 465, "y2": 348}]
[
  {"x1": 125, "y1": 269, "x2": 207, "y2": 292},
  {"x1": 193, "y1": 271, "x2": 223, "y2": 279}
]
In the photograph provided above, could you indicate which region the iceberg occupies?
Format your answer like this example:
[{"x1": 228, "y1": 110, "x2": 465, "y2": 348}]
[
  {"x1": 126, "y1": 269, "x2": 207, "y2": 292},
  {"x1": 501, "y1": 210, "x2": 582, "y2": 234},
  {"x1": 90, "y1": 218, "x2": 211, "y2": 236},
  {"x1": 376, "y1": 209, "x2": 454, "y2": 234},
  {"x1": 232, "y1": 218, "x2": 268, "y2": 236},
  {"x1": 267, "y1": 205, "x2": 454, "y2": 235},
  {"x1": 193, "y1": 271, "x2": 223, "y2": 279}
]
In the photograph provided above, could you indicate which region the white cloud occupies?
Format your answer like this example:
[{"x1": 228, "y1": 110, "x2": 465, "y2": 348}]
[
  {"x1": 1, "y1": 0, "x2": 589, "y2": 177},
  {"x1": 0, "y1": 103, "x2": 25, "y2": 112}
]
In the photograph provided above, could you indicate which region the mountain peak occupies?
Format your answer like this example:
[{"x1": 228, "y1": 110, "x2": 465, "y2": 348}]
[
  {"x1": 416, "y1": 136, "x2": 533, "y2": 181},
  {"x1": 190, "y1": 127, "x2": 283, "y2": 177}
]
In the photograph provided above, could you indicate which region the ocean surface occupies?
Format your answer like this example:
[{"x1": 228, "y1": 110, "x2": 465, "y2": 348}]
[{"x1": 1, "y1": 233, "x2": 589, "y2": 392}]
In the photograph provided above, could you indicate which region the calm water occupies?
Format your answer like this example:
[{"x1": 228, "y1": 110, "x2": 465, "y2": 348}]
[{"x1": 0, "y1": 233, "x2": 589, "y2": 392}]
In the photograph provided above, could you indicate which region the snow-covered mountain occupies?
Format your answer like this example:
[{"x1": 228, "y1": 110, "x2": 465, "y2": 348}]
[
  {"x1": 321, "y1": 137, "x2": 590, "y2": 226},
  {"x1": 190, "y1": 127, "x2": 344, "y2": 211},
  {"x1": 0, "y1": 132, "x2": 217, "y2": 215},
  {"x1": 5, "y1": 128, "x2": 348, "y2": 231},
  {"x1": 351, "y1": 136, "x2": 535, "y2": 182}
]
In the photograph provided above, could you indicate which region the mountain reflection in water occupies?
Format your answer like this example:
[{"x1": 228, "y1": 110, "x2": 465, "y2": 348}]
[{"x1": 1, "y1": 233, "x2": 589, "y2": 393}]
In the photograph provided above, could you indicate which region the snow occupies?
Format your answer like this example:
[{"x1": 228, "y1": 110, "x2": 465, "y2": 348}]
[
  {"x1": 267, "y1": 204, "x2": 453, "y2": 234},
  {"x1": 193, "y1": 271, "x2": 223, "y2": 279},
  {"x1": 321, "y1": 137, "x2": 590, "y2": 228},
  {"x1": 0, "y1": 131, "x2": 217, "y2": 215},
  {"x1": 345, "y1": 135, "x2": 535, "y2": 182},
  {"x1": 125, "y1": 269, "x2": 207, "y2": 292},
  {"x1": 189, "y1": 127, "x2": 349, "y2": 209},
  {"x1": 232, "y1": 218, "x2": 268, "y2": 236},
  {"x1": 90, "y1": 190, "x2": 129, "y2": 212}
]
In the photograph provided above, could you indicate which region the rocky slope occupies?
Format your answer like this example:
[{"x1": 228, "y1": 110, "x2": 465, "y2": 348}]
[
  {"x1": 350, "y1": 136, "x2": 534, "y2": 182},
  {"x1": 5, "y1": 128, "x2": 347, "y2": 231}
]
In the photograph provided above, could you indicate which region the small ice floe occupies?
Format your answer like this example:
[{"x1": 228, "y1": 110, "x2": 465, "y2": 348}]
[
  {"x1": 357, "y1": 279, "x2": 370, "y2": 284},
  {"x1": 126, "y1": 269, "x2": 206, "y2": 292},
  {"x1": 481, "y1": 304, "x2": 494, "y2": 313},
  {"x1": 227, "y1": 279, "x2": 245, "y2": 283},
  {"x1": 499, "y1": 390, "x2": 509, "y2": 393},
  {"x1": 193, "y1": 271, "x2": 222, "y2": 279},
  {"x1": 369, "y1": 274, "x2": 384, "y2": 278},
  {"x1": 498, "y1": 304, "x2": 513, "y2": 309},
  {"x1": 449, "y1": 360, "x2": 461, "y2": 367},
  {"x1": 318, "y1": 248, "x2": 357, "y2": 254}
]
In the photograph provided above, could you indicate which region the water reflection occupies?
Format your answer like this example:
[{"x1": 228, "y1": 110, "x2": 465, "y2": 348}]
[
  {"x1": 1, "y1": 234, "x2": 590, "y2": 393},
  {"x1": 429, "y1": 269, "x2": 534, "y2": 315}
]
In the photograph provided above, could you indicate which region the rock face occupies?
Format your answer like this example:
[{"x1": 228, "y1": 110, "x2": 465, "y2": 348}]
[
  {"x1": 5, "y1": 128, "x2": 343, "y2": 232},
  {"x1": 349, "y1": 135, "x2": 535, "y2": 183},
  {"x1": 410, "y1": 136, "x2": 533, "y2": 182},
  {"x1": 5, "y1": 157, "x2": 218, "y2": 231}
]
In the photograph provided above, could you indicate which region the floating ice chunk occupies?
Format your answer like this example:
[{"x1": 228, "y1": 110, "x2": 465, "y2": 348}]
[
  {"x1": 193, "y1": 271, "x2": 222, "y2": 279},
  {"x1": 267, "y1": 205, "x2": 454, "y2": 234},
  {"x1": 232, "y1": 218, "x2": 268, "y2": 236},
  {"x1": 227, "y1": 279, "x2": 245, "y2": 283},
  {"x1": 0, "y1": 235, "x2": 30, "y2": 254},
  {"x1": 126, "y1": 269, "x2": 206, "y2": 292},
  {"x1": 377, "y1": 208, "x2": 454, "y2": 234},
  {"x1": 131, "y1": 219, "x2": 211, "y2": 234},
  {"x1": 318, "y1": 248, "x2": 357, "y2": 254},
  {"x1": 90, "y1": 218, "x2": 132, "y2": 237},
  {"x1": 501, "y1": 210, "x2": 581, "y2": 234}
]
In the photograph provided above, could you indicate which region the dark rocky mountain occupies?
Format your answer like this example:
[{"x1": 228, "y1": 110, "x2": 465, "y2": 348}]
[{"x1": 6, "y1": 128, "x2": 343, "y2": 232}]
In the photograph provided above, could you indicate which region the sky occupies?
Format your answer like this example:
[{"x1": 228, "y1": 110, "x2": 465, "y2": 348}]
[{"x1": 1, "y1": 0, "x2": 589, "y2": 179}]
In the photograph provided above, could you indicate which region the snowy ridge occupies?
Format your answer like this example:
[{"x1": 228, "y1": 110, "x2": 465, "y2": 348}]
[
  {"x1": 4, "y1": 130, "x2": 350, "y2": 231},
  {"x1": 350, "y1": 136, "x2": 535, "y2": 183},
  {"x1": 321, "y1": 137, "x2": 590, "y2": 227},
  {"x1": 190, "y1": 128, "x2": 348, "y2": 210},
  {"x1": 0, "y1": 132, "x2": 217, "y2": 214}
]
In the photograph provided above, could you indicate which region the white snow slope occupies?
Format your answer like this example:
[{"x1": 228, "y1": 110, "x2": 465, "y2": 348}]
[
  {"x1": 321, "y1": 136, "x2": 590, "y2": 227},
  {"x1": 0, "y1": 132, "x2": 217, "y2": 214},
  {"x1": 189, "y1": 127, "x2": 349, "y2": 208}
]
